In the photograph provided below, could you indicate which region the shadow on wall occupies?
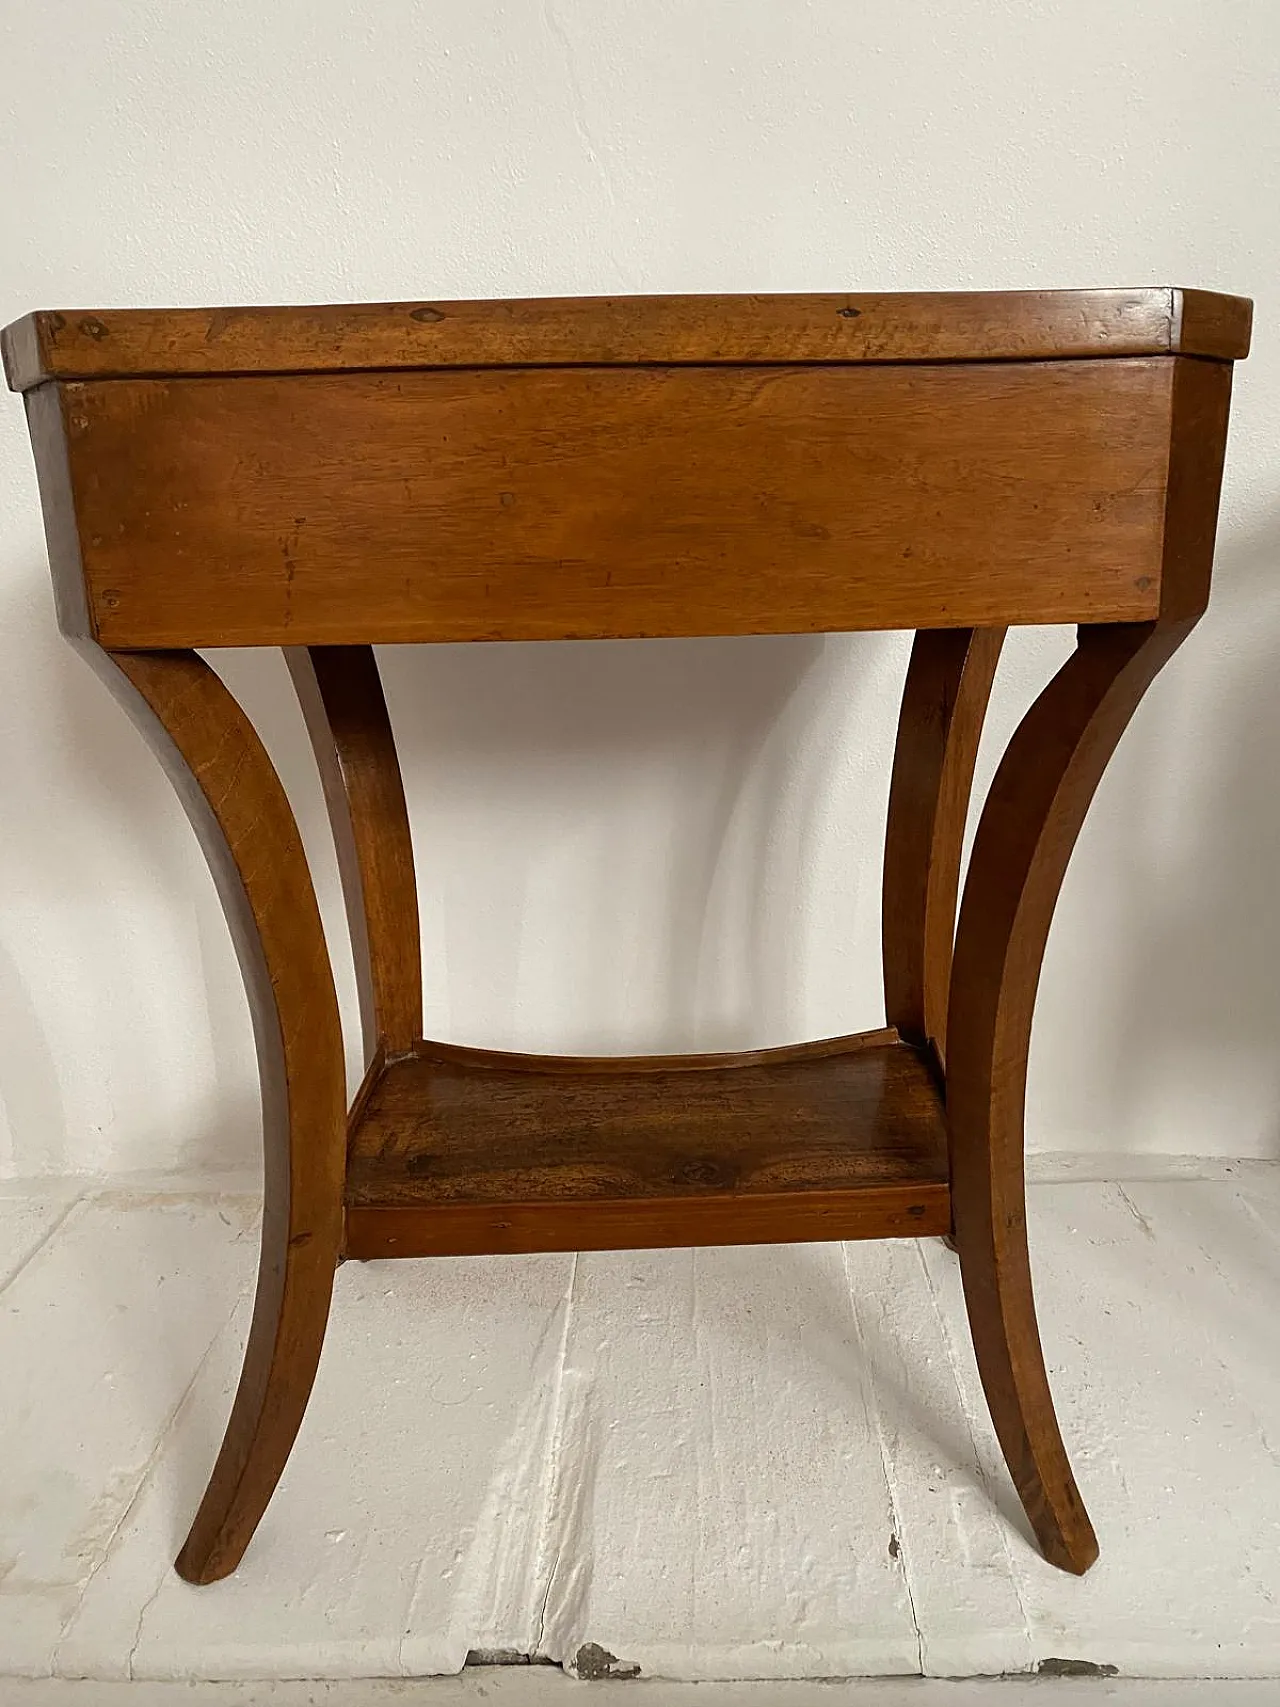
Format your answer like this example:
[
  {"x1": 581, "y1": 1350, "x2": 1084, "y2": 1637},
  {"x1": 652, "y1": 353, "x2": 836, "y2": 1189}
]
[
  {"x1": 6, "y1": 517, "x2": 1280, "y2": 1172},
  {"x1": 0, "y1": 581, "x2": 899, "y2": 1171},
  {"x1": 0, "y1": 564, "x2": 263, "y2": 1176},
  {"x1": 375, "y1": 629, "x2": 900, "y2": 1055},
  {"x1": 1068, "y1": 509, "x2": 1280, "y2": 1160},
  {"x1": 0, "y1": 930, "x2": 65, "y2": 1175}
]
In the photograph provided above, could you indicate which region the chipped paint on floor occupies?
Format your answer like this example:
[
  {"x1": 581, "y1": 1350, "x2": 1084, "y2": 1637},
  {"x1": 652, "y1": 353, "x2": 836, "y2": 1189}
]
[
  {"x1": 0, "y1": 1163, "x2": 1278, "y2": 1683},
  {"x1": 5, "y1": 1675, "x2": 1280, "y2": 1704}
]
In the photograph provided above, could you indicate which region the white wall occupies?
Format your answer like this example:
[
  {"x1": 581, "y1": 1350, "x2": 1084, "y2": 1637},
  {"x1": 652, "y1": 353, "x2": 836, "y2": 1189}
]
[{"x1": 1, "y1": 0, "x2": 1277, "y2": 1176}]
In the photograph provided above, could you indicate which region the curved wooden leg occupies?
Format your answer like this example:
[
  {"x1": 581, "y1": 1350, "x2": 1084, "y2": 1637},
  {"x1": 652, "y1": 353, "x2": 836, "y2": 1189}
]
[
  {"x1": 947, "y1": 618, "x2": 1197, "y2": 1573},
  {"x1": 86, "y1": 646, "x2": 346, "y2": 1584},
  {"x1": 884, "y1": 627, "x2": 1005, "y2": 1068},
  {"x1": 285, "y1": 646, "x2": 421, "y2": 1066}
]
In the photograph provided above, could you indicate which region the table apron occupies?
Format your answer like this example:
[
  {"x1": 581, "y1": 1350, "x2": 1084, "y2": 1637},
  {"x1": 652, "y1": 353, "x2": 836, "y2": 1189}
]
[{"x1": 40, "y1": 357, "x2": 1175, "y2": 648}]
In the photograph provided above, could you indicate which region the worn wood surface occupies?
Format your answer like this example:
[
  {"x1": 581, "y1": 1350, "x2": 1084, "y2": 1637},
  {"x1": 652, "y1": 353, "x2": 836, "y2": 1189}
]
[
  {"x1": 287, "y1": 646, "x2": 421, "y2": 1064},
  {"x1": 58, "y1": 359, "x2": 1173, "y2": 648},
  {"x1": 1155, "y1": 356, "x2": 1237, "y2": 622},
  {"x1": 22, "y1": 383, "x2": 94, "y2": 639},
  {"x1": 947, "y1": 621, "x2": 1193, "y2": 1576},
  {"x1": 6, "y1": 287, "x2": 1248, "y2": 1581},
  {"x1": 343, "y1": 1036, "x2": 949, "y2": 1257},
  {"x1": 352, "y1": 1034, "x2": 945, "y2": 1202},
  {"x1": 83, "y1": 649, "x2": 346, "y2": 1585},
  {"x1": 1, "y1": 287, "x2": 1252, "y2": 391},
  {"x1": 409, "y1": 1025, "x2": 900, "y2": 1075},
  {"x1": 344, "y1": 1188, "x2": 951, "y2": 1260},
  {"x1": 883, "y1": 627, "x2": 1005, "y2": 1067},
  {"x1": 1172, "y1": 288, "x2": 1255, "y2": 368},
  {"x1": 944, "y1": 356, "x2": 1234, "y2": 1576}
]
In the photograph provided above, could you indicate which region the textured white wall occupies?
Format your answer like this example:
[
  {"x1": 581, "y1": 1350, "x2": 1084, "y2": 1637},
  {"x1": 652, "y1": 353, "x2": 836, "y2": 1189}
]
[{"x1": 1, "y1": 0, "x2": 1277, "y2": 1175}]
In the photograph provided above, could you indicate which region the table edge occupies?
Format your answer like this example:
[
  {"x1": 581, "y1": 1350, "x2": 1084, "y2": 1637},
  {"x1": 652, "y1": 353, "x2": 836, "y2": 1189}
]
[{"x1": 2, "y1": 286, "x2": 1253, "y2": 392}]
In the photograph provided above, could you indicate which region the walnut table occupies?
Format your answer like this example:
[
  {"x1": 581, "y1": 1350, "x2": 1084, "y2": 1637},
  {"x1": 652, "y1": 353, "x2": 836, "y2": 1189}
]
[{"x1": 2, "y1": 287, "x2": 1252, "y2": 1583}]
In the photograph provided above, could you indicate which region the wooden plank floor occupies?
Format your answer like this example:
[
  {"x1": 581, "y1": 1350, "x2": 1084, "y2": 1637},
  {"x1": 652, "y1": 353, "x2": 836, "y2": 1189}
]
[
  {"x1": 6, "y1": 1675, "x2": 1280, "y2": 1704},
  {"x1": 4, "y1": 1674, "x2": 1280, "y2": 1704},
  {"x1": 0, "y1": 1161, "x2": 1277, "y2": 1683}
]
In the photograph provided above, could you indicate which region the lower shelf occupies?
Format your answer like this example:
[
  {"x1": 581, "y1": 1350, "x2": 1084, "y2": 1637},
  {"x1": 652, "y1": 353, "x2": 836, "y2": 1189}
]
[{"x1": 343, "y1": 1027, "x2": 950, "y2": 1258}]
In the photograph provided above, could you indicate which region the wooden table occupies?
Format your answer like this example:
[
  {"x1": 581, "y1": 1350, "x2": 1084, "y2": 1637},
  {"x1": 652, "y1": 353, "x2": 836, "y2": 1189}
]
[{"x1": 3, "y1": 288, "x2": 1251, "y2": 1585}]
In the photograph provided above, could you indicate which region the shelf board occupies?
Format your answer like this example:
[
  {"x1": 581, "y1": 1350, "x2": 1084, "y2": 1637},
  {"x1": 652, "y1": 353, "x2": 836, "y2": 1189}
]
[{"x1": 343, "y1": 1029, "x2": 950, "y2": 1259}]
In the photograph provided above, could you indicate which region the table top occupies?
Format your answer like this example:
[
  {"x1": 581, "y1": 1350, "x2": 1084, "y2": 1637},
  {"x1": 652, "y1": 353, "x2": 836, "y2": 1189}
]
[{"x1": 2, "y1": 287, "x2": 1252, "y2": 392}]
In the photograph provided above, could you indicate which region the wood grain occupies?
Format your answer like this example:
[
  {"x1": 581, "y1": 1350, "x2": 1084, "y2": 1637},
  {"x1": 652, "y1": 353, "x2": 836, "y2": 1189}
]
[
  {"x1": 344, "y1": 1187, "x2": 950, "y2": 1260},
  {"x1": 1156, "y1": 356, "x2": 1236, "y2": 622},
  {"x1": 945, "y1": 357, "x2": 1234, "y2": 1576},
  {"x1": 83, "y1": 648, "x2": 346, "y2": 1586},
  {"x1": 883, "y1": 627, "x2": 1004, "y2": 1067},
  {"x1": 2, "y1": 287, "x2": 1251, "y2": 390},
  {"x1": 7, "y1": 287, "x2": 1248, "y2": 1582},
  {"x1": 22, "y1": 383, "x2": 94, "y2": 639},
  {"x1": 344, "y1": 1035, "x2": 949, "y2": 1257},
  {"x1": 287, "y1": 646, "x2": 421, "y2": 1063},
  {"x1": 58, "y1": 359, "x2": 1173, "y2": 648},
  {"x1": 1172, "y1": 289, "x2": 1255, "y2": 370},
  {"x1": 947, "y1": 621, "x2": 1191, "y2": 1575},
  {"x1": 409, "y1": 1025, "x2": 900, "y2": 1075}
]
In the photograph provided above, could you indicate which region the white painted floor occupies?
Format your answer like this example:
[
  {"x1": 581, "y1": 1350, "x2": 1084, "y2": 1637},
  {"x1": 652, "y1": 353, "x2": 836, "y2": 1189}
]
[
  {"x1": 1, "y1": 1160, "x2": 1278, "y2": 1688},
  {"x1": 4, "y1": 1679, "x2": 1280, "y2": 1706}
]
